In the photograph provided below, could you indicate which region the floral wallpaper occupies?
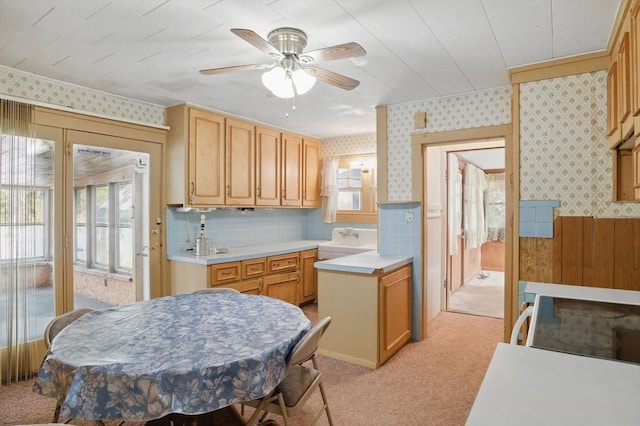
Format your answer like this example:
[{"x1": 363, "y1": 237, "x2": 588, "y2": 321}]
[
  {"x1": 386, "y1": 87, "x2": 512, "y2": 200},
  {"x1": 0, "y1": 65, "x2": 165, "y2": 126},
  {"x1": 520, "y1": 71, "x2": 640, "y2": 217},
  {"x1": 322, "y1": 132, "x2": 376, "y2": 158}
]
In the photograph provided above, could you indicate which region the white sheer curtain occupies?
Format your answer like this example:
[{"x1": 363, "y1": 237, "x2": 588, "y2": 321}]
[
  {"x1": 485, "y1": 173, "x2": 506, "y2": 241},
  {"x1": 463, "y1": 163, "x2": 487, "y2": 249},
  {"x1": 0, "y1": 99, "x2": 41, "y2": 383},
  {"x1": 320, "y1": 157, "x2": 338, "y2": 223},
  {"x1": 448, "y1": 155, "x2": 462, "y2": 255}
]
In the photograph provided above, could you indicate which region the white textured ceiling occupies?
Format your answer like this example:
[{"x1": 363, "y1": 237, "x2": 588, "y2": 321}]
[{"x1": 0, "y1": 0, "x2": 621, "y2": 138}]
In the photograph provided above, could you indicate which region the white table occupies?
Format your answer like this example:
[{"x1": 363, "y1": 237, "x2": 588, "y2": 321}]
[{"x1": 466, "y1": 343, "x2": 640, "y2": 426}]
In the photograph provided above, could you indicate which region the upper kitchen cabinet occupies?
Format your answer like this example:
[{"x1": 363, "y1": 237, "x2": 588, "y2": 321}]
[
  {"x1": 303, "y1": 138, "x2": 322, "y2": 207},
  {"x1": 256, "y1": 126, "x2": 281, "y2": 206},
  {"x1": 618, "y1": 32, "x2": 633, "y2": 141},
  {"x1": 226, "y1": 118, "x2": 255, "y2": 206},
  {"x1": 166, "y1": 105, "x2": 225, "y2": 206},
  {"x1": 607, "y1": 60, "x2": 620, "y2": 145},
  {"x1": 633, "y1": 2, "x2": 640, "y2": 121},
  {"x1": 281, "y1": 133, "x2": 322, "y2": 207},
  {"x1": 281, "y1": 133, "x2": 303, "y2": 206}
]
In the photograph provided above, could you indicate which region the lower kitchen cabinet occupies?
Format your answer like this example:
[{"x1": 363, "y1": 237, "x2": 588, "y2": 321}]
[
  {"x1": 169, "y1": 249, "x2": 313, "y2": 305},
  {"x1": 263, "y1": 272, "x2": 299, "y2": 305},
  {"x1": 317, "y1": 264, "x2": 412, "y2": 368},
  {"x1": 299, "y1": 249, "x2": 318, "y2": 304}
]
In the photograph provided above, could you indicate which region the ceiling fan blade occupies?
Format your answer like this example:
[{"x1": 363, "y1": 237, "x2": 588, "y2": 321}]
[
  {"x1": 305, "y1": 67, "x2": 360, "y2": 90},
  {"x1": 199, "y1": 64, "x2": 271, "y2": 75},
  {"x1": 299, "y1": 42, "x2": 366, "y2": 64},
  {"x1": 230, "y1": 28, "x2": 283, "y2": 60}
]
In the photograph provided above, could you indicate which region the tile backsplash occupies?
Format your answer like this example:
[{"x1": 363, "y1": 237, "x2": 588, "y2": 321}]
[{"x1": 166, "y1": 207, "x2": 377, "y2": 255}]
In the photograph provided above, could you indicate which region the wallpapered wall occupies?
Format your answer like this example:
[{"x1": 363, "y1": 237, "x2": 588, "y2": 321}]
[
  {"x1": 322, "y1": 132, "x2": 376, "y2": 158},
  {"x1": 520, "y1": 71, "x2": 640, "y2": 218},
  {"x1": 0, "y1": 65, "x2": 165, "y2": 126},
  {"x1": 386, "y1": 87, "x2": 512, "y2": 201}
]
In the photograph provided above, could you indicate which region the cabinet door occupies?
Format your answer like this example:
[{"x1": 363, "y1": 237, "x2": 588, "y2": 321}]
[
  {"x1": 379, "y1": 266, "x2": 412, "y2": 364},
  {"x1": 299, "y1": 249, "x2": 317, "y2": 304},
  {"x1": 632, "y1": 2, "x2": 640, "y2": 117},
  {"x1": 281, "y1": 133, "x2": 303, "y2": 206},
  {"x1": 263, "y1": 272, "x2": 299, "y2": 305},
  {"x1": 607, "y1": 61, "x2": 620, "y2": 142},
  {"x1": 618, "y1": 32, "x2": 633, "y2": 139},
  {"x1": 256, "y1": 126, "x2": 281, "y2": 206},
  {"x1": 633, "y1": 143, "x2": 640, "y2": 200},
  {"x1": 226, "y1": 119, "x2": 255, "y2": 205},
  {"x1": 222, "y1": 278, "x2": 262, "y2": 295},
  {"x1": 302, "y1": 138, "x2": 322, "y2": 207},
  {"x1": 189, "y1": 109, "x2": 225, "y2": 205}
]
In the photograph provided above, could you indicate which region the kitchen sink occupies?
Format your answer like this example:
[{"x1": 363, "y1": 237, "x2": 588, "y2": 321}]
[{"x1": 318, "y1": 227, "x2": 377, "y2": 259}]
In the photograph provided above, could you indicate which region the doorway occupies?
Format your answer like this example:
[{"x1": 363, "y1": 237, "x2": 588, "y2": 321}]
[
  {"x1": 64, "y1": 130, "x2": 163, "y2": 312},
  {"x1": 445, "y1": 148, "x2": 505, "y2": 319}
]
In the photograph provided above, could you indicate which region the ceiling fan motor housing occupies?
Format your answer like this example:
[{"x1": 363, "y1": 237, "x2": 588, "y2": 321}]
[{"x1": 267, "y1": 27, "x2": 308, "y2": 59}]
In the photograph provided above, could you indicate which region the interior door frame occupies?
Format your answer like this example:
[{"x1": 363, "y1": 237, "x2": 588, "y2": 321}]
[
  {"x1": 412, "y1": 124, "x2": 513, "y2": 342},
  {"x1": 64, "y1": 130, "x2": 163, "y2": 310}
]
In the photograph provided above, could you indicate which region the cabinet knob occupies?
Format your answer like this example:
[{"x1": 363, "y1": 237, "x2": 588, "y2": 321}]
[{"x1": 256, "y1": 187, "x2": 261, "y2": 197}]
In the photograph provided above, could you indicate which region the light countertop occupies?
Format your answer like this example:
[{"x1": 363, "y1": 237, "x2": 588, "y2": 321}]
[
  {"x1": 314, "y1": 251, "x2": 412, "y2": 275},
  {"x1": 167, "y1": 240, "x2": 328, "y2": 265}
]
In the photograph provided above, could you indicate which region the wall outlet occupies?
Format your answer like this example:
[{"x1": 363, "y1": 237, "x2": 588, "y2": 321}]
[{"x1": 406, "y1": 212, "x2": 414, "y2": 223}]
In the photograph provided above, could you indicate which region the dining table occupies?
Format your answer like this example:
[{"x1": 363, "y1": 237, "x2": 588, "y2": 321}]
[{"x1": 33, "y1": 292, "x2": 312, "y2": 423}]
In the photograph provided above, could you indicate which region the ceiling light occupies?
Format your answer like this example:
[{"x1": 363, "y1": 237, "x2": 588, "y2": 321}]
[{"x1": 262, "y1": 65, "x2": 316, "y2": 99}]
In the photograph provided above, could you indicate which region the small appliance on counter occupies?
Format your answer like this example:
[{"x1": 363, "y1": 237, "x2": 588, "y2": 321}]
[{"x1": 195, "y1": 214, "x2": 210, "y2": 256}]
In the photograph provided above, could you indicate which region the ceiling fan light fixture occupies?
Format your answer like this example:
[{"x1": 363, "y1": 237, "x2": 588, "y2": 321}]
[
  {"x1": 291, "y1": 68, "x2": 316, "y2": 95},
  {"x1": 262, "y1": 67, "x2": 294, "y2": 98}
]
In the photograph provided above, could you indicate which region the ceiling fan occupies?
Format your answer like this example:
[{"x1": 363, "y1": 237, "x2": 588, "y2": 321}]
[{"x1": 199, "y1": 27, "x2": 366, "y2": 98}]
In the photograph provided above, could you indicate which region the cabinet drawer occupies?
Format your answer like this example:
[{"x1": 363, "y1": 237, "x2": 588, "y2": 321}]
[
  {"x1": 210, "y1": 262, "x2": 241, "y2": 285},
  {"x1": 267, "y1": 253, "x2": 299, "y2": 274},
  {"x1": 242, "y1": 258, "x2": 267, "y2": 279}
]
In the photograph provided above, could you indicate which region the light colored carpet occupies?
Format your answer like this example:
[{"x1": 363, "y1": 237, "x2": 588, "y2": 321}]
[
  {"x1": 0, "y1": 311, "x2": 503, "y2": 426},
  {"x1": 448, "y1": 271, "x2": 504, "y2": 319}
]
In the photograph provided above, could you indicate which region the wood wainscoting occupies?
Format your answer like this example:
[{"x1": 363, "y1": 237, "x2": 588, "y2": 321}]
[{"x1": 520, "y1": 216, "x2": 640, "y2": 290}]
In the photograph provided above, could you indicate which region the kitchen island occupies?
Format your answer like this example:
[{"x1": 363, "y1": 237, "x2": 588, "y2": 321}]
[{"x1": 315, "y1": 251, "x2": 413, "y2": 368}]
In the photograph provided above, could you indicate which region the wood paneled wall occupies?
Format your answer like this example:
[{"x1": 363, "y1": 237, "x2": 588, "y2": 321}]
[{"x1": 520, "y1": 216, "x2": 640, "y2": 290}]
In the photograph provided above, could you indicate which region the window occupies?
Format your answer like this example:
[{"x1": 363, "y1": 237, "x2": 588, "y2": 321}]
[
  {"x1": 74, "y1": 181, "x2": 133, "y2": 274},
  {"x1": 0, "y1": 188, "x2": 49, "y2": 260},
  {"x1": 336, "y1": 154, "x2": 377, "y2": 223}
]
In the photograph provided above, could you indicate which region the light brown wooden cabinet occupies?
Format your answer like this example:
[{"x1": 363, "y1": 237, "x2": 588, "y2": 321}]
[
  {"x1": 169, "y1": 250, "x2": 314, "y2": 305},
  {"x1": 281, "y1": 133, "x2": 303, "y2": 206},
  {"x1": 166, "y1": 105, "x2": 225, "y2": 206},
  {"x1": 609, "y1": 1, "x2": 640, "y2": 202},
  {"x1": 226, "y1": 118, "x2": 255, "y2": 206},
  {"x1": 634, "y1": 142, "x2": 640, "y2": 199},
  {"x1": 317, "y1": 264, "x2": 412, "y2": 368},
  {"x1": 303, "y1": 138, "x2": 322, "y2": 207},
  {"x1": 299, "y1": 249, "x2": 318, "y2": 304},
  {"x1": 256, "y1": 126, "x2": 281, "y2": 206},
  {"x1": 167, "y1": 105, "x2": 322, "y2": 208}
]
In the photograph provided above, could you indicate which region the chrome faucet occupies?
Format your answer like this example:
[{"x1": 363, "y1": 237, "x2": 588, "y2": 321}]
[{"x1": 338, "y1": 228, "x2": 359, "y2": 239}]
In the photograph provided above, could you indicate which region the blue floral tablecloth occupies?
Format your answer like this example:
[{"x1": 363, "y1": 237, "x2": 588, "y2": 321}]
[{"x1": 33, "y1": 292, "x2": 311, "y2": 421}]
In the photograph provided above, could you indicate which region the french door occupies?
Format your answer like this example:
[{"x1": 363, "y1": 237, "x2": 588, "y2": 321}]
[{"x1": 63, "y1": 130, "x2": 163, "y2": 312}]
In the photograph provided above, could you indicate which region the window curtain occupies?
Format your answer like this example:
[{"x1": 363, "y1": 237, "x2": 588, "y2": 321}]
[
  {"x1": 0, "y1": 99, "x2": 39, "y2": 384},
  {"x1": 463, "y1": 163, "x2": 487, "y2": 249},
  {"x1": 485, "y1": 173, "x2": 506, "y2": 242},
  {"x1": 320, "y1": 157, "x2": 338, "y2": 223},
  {"x1": 447, "y1": 155, "x2": 462, "y2": 255}
]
